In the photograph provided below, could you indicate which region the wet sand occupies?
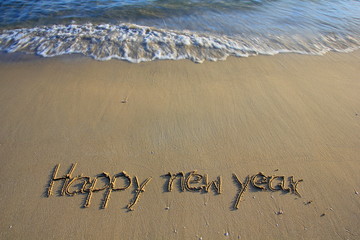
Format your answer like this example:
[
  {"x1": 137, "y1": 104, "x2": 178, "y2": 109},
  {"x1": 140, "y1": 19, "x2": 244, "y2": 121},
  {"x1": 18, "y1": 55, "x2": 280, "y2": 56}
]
[{"x1": 0, "y1": 52, "x2": 359, "y2": 239}]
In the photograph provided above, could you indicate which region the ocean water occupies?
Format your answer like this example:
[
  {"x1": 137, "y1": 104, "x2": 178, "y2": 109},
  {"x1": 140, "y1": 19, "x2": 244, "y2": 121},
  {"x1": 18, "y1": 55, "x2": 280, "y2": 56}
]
[{"x1": 0, "y1": 0, "x2": 359, "y2": 63}]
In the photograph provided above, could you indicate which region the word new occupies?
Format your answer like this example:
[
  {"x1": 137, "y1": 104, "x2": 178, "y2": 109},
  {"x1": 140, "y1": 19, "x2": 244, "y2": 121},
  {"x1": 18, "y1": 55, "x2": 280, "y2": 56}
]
[{"x1": 46, "y1": 163, "x2": 303, "y2": 210}]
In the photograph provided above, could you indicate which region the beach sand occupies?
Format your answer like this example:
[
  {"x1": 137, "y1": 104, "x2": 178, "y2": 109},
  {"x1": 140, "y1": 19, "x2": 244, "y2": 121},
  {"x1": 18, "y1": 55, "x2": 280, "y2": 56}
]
[{"x1": 0, "y1": 52, "x2": 359, "y2": 239}]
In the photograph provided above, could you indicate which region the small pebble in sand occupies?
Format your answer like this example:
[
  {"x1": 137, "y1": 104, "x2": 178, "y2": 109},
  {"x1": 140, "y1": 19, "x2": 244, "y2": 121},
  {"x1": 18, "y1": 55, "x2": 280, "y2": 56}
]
[
  {"x1": 304, "y1": 200, "x2": 313, "y2": 205},
  {"x1": 165, "y1": 207, "x2": 170, "y2": 210},
  {"x1": 174, "y1": 229, "x2": 177, "y2": 233},
  {"x1": 274, "y1": 169, "x2": 279, "y2": 171},
  {"x1": 121, "y1": 99, "x2": 127, "y2": 103},
  {"x1": 9, "y1": 226, "x2": 12, "y2": 229},
  {"x1": 253, "y1": 196, "x2": 256, "y2": 199},
  {"x1": 355, "y1": 190, "x2": 359, "y2": 195},
  {"x1": 224, "y1": 232, "x2": 229, "y2": 236},
  {"x1": 276, "y1": 210, "x2": 284, "y2": 215},
  {"x1": 276, "y1": 224, "x2": 279, "y2": 227},
  {"x1": 320, "y1": 213, "x2": 326, "y2": 217},
  {"x1": 150, "y1": 151, "x2": 155, "y2": 154}
]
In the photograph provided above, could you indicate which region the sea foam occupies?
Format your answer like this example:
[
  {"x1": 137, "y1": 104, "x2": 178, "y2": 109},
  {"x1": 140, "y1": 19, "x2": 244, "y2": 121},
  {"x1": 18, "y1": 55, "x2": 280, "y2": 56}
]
[{"x1": 0, "y1": 23, "x2": 359, "y2": 63}]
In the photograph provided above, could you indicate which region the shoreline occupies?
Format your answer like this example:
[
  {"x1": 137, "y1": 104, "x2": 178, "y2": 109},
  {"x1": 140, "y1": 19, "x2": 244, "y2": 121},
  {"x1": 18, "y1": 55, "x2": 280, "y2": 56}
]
[
  {"x1": 0, "y1": 48, "x2": 360, "y2": 64},
  {"x1": 0, "y1": 51, "x2": 359, "y2": 239}
]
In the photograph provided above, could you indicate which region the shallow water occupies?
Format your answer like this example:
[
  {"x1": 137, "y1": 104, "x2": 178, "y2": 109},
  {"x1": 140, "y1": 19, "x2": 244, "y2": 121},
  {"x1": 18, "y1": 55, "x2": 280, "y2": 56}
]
[{"x1": 0, "y1": 0, "x2": 359, "y2": 62}]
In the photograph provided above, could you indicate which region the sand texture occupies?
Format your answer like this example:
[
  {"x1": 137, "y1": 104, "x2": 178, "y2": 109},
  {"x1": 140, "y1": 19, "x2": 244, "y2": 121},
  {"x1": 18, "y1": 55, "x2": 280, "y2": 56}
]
[{"x1": 0, "y1": 52, "x2": 359, "y2": 239}]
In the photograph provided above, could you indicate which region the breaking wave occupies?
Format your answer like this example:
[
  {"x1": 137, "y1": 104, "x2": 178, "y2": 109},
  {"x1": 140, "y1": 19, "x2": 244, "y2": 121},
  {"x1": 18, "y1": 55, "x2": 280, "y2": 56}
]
[{"x1": 0, "y1": 23, "x2": 359, "y2": 63}]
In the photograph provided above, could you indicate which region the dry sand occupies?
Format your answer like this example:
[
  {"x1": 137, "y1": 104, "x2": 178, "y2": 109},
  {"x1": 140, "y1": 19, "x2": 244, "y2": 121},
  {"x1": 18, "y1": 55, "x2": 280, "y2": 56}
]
[{"x1": 0, "y1": 52, "x2": 359, "y2": 239}]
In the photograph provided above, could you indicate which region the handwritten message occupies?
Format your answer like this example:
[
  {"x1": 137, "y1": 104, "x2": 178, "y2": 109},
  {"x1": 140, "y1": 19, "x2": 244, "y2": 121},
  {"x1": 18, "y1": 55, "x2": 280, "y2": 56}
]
[{"x1": 46, "y1": 163, "x2": 303, "y2": 211}]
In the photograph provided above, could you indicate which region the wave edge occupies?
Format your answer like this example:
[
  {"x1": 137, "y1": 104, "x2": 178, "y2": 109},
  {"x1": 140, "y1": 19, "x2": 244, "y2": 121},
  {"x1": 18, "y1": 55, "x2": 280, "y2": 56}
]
[{"x1": 0, "y1": 23, "x2": 359, "y2": 63}]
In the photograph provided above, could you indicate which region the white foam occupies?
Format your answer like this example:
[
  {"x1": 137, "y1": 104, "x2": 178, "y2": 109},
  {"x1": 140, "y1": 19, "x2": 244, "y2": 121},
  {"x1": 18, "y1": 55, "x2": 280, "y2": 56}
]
[{"x1": 0, "y1": 23, "x2": 359, "y2": 63}]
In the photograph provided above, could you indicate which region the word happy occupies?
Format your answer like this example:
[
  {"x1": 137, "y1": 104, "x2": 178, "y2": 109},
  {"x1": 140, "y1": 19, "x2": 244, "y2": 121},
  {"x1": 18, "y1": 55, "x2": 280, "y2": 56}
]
[{"x1": 46, "y1": 163, "x2": 303, "y2": 210}]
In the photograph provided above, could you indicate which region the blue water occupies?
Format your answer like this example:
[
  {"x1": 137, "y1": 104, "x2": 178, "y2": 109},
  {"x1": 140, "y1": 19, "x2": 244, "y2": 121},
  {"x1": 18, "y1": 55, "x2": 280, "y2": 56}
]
[{"x1": 0, "y1": 0, "x2": 359, "y2": 62}]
